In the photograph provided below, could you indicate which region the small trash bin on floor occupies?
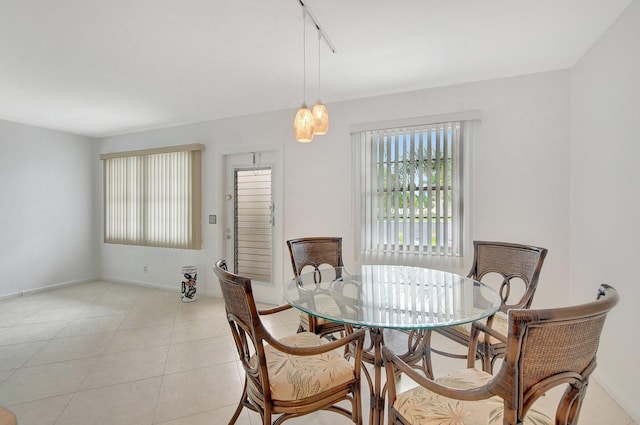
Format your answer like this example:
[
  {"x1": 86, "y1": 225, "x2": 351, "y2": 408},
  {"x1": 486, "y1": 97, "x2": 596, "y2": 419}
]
[{"x1": 181, "y1": 265, "x2": 197, "y2": 302}]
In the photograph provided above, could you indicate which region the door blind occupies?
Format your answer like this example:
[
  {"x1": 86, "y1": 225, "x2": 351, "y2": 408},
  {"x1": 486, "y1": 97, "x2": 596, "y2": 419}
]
[{"x1": 234, "y1": 168, "x2": 273, "y2": 283}]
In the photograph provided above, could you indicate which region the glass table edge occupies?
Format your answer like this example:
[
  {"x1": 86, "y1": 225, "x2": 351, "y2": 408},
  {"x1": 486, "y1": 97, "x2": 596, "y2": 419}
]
[{"x1": 283, "y1": 267, "x2": 502, "y2": 330}]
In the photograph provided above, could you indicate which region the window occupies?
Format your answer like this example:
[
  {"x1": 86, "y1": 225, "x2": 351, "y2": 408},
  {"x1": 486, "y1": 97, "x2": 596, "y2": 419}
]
[
  {"x1": 353, "y1": 113, "x2": 476, "y2": 266},
  {"x1": 100, "y1": 144, "x2": 204, "y2": 249}
]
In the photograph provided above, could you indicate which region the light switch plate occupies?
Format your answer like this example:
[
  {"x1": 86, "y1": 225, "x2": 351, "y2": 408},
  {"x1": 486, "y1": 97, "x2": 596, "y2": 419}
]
[{"x1": 209, "y1": 215, "x2": 216, "y2": 224}]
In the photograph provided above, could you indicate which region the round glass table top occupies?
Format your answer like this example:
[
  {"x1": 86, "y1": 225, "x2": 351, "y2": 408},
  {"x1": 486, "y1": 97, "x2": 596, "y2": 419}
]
[{"x1": 284, "y1": 264, "x2": 501, "y2": 330}]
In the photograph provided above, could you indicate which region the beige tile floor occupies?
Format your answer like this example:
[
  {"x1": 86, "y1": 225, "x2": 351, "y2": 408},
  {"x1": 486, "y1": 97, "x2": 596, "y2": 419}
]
[{"x1": 0, "y1": 281, "x2": 635, "y2": 425}]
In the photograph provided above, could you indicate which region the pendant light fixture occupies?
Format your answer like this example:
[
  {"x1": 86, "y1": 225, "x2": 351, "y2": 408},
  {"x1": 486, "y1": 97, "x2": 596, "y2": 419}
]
[
  {"x1": 312, "y1": 29, "x2": 329, "y2": 135},
  {"x1": 293, "y1": 8, "x2": 314, "y2": 143},
  {"x1": 293, "y1": 0, "x2": 336, "y2": 143}
]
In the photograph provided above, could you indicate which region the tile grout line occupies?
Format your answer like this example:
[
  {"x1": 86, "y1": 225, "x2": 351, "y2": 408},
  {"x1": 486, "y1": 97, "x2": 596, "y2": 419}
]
[{"x1": 150, "y1": 293, "x2": 181, "y2": 425}]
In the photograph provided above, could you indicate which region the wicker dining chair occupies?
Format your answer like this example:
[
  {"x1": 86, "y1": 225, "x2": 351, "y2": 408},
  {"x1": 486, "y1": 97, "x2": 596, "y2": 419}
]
[
  {"x1": 431, "y1": 241, "x2": 548, "y2": 372},
  {"x1": 213, "y1": 259, "x2": 365, "y2": 425},
  {"x1": 383, "y1": 284, "x2": 619, "y2": 425},
  {"x1": 287, "y1": 237, "x2": 347, "y2": 338}
]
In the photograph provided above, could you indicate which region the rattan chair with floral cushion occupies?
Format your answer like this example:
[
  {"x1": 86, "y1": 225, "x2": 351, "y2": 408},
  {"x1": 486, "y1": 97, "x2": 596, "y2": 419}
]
[
  {"x1": 287, "y1": 237, "x2": 347, "y2": 338},
  {"x1": 431, "y1": 241, "x2": 548, "y2": 373},
  {"x1": 383, "y1": 284, "x2": 618, "y2": 425},
  {"x1": 213, "y1": 259, "x2": 366, "y2": 425}
]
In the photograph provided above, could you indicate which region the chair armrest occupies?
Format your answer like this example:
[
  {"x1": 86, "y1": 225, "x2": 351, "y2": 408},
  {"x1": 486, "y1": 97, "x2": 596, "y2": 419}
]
[
  {"x1": 467, "y1": 318, "x2": 507, "y2": 367},
  {"x1": 258, "y1": 303, "x2": 293, "y2": 315},
  {"x1": 470, "y1": 320, "x2": 507, "y2": 342},
  {"x1": 265, "y1": 328, "x2": 366, "y2": 357},
  {"x1": 382, "y1": 345, "x2": 494, "y2": 402}
]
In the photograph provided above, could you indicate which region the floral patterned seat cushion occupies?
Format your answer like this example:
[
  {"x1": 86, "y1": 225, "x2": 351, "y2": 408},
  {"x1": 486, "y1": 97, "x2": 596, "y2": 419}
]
[
  {"x1": 393, "y1": 368, "x2": 552, "y2": 425},
  {"x1": 254, "y1": 332, "x2": 355, "y2": 401},
  {"x1": 448, "y1": 311, "x2": 508, "y2": 344}
]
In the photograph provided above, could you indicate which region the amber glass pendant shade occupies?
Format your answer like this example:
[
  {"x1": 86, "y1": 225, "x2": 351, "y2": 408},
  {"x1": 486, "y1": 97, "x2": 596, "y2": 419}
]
[
  {"x1": 312, "y1": 102, "x2": 329, "y2": 135},
  {"x1": 294, "y1": 104, "x2": 314, "y2": 143}
]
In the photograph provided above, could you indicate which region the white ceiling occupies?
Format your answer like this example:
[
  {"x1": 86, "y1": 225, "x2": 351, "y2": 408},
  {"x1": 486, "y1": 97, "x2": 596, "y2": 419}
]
[{"x1": 0, "y1": 0, "x2": 633, "y2": 138}]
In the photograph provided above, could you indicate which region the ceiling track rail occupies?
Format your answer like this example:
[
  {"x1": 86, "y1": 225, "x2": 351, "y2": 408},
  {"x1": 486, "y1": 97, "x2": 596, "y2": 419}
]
[{"x1": 297, "y1": 0, "x2": 337, "y2": 54}]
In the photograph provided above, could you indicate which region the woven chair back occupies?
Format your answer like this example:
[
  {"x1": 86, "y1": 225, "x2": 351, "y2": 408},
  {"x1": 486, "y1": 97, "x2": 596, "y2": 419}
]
[
  {"x1": 213, "y1": 259, "x2": 269, "y2": 394},
  {"x1": 495, "y1": 285, "x2": 618, "y2": 422},
  {"x1": 469, "y1": 241, "x2": 548, "y2": 312},
  {"x1": 287, "y1": 237, "x2": 344, "y2": 277}
]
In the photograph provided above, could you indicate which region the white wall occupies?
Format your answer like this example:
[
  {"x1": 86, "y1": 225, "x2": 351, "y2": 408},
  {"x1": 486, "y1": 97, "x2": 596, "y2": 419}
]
[
  {"x1": 99, "y1": 70, "x2": 571, "y2": 310},
  {"x1": 0, "y1": 120, "x2": 98, "y2": 297},
  {"x1": 570, "y1": 0, "x2": 640, "y2": 420}
]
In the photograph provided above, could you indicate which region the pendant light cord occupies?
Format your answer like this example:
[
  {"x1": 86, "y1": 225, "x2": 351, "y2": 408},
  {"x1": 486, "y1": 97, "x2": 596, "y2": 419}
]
[
  {"x1": 317, "y1": 29, "x2": 321, "y2": 101},
  {"x1": 302, "y1": 8, "x2": 307, "y2": 105}
]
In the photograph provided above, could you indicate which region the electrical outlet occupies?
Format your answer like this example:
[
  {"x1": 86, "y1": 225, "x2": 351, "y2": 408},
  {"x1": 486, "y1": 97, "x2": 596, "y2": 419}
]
[
  {"x1": 143, "y1": 265, "x2": 148, "y2": 273},
  {"x1": 209, "y1": 215, "x2": 216, "y2": 224}
]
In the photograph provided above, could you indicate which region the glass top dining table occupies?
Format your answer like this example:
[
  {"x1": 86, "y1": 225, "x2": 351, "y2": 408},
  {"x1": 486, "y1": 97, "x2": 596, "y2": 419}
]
[
  {"x1": 283, "y1": 264, "x2": 501, "y2": 330},
  {"x1": 283, "y1": 264, "x2": 501, "y2": 425}
]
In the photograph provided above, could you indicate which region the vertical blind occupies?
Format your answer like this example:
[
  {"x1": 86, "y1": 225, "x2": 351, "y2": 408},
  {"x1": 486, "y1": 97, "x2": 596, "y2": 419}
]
[
  {"x1": 354, "y1": 121, "x2": 465, "y2": 264},
  {"x1": 101, "y1": 144, "x2": 203, "y2": 249}
]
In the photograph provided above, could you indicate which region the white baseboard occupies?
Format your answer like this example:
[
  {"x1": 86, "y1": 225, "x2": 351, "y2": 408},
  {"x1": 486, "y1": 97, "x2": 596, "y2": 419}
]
[
  {"x1": 0, "y1": 277, "x2": 99, "y2": 300},
  {"x1": 0, "y1": 277, "x2": 219, "y2": 300},
  {"x1": 103, "y1": 277, "x2": 178, "y2": 292},
  {"x1": 100, "y1": 277, "x2": 218, "y2": 298}
]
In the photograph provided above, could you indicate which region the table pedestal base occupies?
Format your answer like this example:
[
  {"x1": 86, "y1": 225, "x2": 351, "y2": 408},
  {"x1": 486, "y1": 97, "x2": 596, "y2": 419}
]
[{"x1": 354, "y1": 327, "x2": 435, "y2": 425}]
